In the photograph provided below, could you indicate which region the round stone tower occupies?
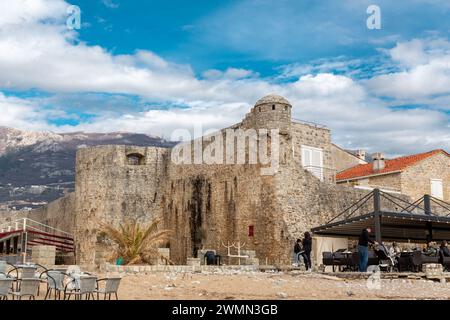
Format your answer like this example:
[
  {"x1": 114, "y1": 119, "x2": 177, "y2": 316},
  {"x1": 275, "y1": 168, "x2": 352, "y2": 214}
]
[{"x1": 250, "y1": 94, "x2": 292, "y2": 133}]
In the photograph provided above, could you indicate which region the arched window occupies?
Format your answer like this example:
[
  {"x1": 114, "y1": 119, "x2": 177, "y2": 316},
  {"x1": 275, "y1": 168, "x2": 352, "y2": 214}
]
[{"x1": 126, "y1": 153, "x2": 145, "y2": 165}]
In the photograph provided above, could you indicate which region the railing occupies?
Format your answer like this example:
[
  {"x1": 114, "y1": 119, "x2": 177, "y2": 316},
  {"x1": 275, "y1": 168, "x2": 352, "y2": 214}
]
[
  {"x1": 0, "y1": 218, "x2": 74, "y2": 253},
  {"x1": 430, "y1": 196, "x2": 450, "y2": 216},
  {"x1": 292, "y1": 118, "x2": 328, "y2": 129},
  {"x1": 326, "y1": 189, "x2": 450, "y2": 224},
  {"x1": 354, "y1": 185, "x2": 402, "y2": 194},
  {"x1": 303, "y1": 165, "x2": 337, "y2": 183},
  {"x1": 0, "y1": 218, "x2": 71, "y2": 236}
]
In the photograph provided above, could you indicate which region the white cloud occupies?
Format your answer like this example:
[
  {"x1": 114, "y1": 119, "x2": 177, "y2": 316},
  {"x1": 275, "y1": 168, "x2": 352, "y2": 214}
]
[
  {"x1": 0, "y1": 0, "x2": 448, "y2": 157},
  {"x1": 102, "y1": 0, "x2": 119, "y2": 9},
  {"x1": 0, "y1": 93, "x2": 53, "y2": 131},
  {"x1": 202, "y1": 68, "x2": 257, "y2": 80},
  {"x1": 0, "y1": 0, "x2": 67, "y2": 27},
  {"x1": 367, "y1": 38, "x2": 450, "y2": 100}
]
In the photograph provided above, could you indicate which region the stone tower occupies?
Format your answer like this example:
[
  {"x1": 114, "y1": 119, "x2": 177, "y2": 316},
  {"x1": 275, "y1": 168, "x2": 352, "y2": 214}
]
[
  {"x1": 74, "y1": 145, "x2": 168, "y2": 264},
  {"x1": 248, "y1": 94, "x2": 292, "y2": 134}
]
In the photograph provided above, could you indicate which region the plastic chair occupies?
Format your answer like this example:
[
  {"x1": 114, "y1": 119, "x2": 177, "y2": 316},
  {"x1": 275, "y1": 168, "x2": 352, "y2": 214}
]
[
  {"x1": 0, "y1": 278, "x2": 14, "y2": 300},
  {"x1": 95, "y1": 277, "x2": 121, "y2": 300},
  {"x1": 10, "y1": 278, "x2": 40, "y2": 300},
  {"x1": 65, "y1": 276, "x2": 97, "y2": 300},
  {"x1": 43, "y1": 270, "x2": 70, "y2": 300}
]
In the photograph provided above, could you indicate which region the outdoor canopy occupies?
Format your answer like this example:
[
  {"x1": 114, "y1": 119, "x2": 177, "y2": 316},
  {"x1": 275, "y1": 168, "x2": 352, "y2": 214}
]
[{"x1": 311, "y1": 189, "x2": 450, "y2": 243}]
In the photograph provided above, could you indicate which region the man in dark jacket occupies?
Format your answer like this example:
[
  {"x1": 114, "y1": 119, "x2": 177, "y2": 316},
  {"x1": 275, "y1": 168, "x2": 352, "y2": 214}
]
[
  {"x1": 302, "y1": 232, "x2": 312, "y2": 271},
  {"x1": 358, "y1": 228, "x2": 377, "y2": 272}
]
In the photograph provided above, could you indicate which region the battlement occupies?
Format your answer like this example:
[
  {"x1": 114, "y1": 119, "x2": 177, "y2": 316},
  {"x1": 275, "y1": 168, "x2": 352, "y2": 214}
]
[
  {"x1": 241, "y1": 94, "x2": 292, "y2": 132},
  {"x1": 75, "y1": 145, "x2": 169, "y2": 169}
]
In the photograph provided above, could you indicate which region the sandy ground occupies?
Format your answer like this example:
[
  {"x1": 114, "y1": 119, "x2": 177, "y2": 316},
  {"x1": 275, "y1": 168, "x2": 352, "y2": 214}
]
[{"x1": 102, "y1": 271, "x2": 450, "y2": 300}]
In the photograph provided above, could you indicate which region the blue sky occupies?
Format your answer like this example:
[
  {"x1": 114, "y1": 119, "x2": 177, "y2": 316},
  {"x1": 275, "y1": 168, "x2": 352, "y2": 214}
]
[
  {"x1": 72, "y1": 0, "x2": 450, "y2": 74},
  {"x1": 0, "y1": 0, "x2": 449, "y2": 155}
]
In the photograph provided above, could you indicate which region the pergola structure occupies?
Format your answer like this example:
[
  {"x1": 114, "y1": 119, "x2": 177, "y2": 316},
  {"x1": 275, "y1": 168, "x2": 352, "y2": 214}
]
[{"x1": 311, "y1": 189, "x2": 450, "y2": 243}]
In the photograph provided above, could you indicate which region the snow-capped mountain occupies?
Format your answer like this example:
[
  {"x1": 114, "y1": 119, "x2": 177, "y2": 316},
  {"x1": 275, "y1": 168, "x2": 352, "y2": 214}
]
[{"x1": 0, "y1": 127, "x2": 174, "y2": 209}]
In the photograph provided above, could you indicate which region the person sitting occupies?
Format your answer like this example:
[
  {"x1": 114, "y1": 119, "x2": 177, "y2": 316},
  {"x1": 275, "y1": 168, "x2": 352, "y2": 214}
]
[
  {"x1": 389, "y1": 242, "x2": 401, "y2": 257},
  {"x1": 392, "y1": 242, "x2": 401, "y2": 254},
  {"x1": 292, "y1": 239, "x2": 302, "y2": 267},
  {"x1": 439, "y1": 241, "x2": 450, "y2": 270},
  {"x1": 424, "y1": 242, "x2": 438, "y2": 256}
]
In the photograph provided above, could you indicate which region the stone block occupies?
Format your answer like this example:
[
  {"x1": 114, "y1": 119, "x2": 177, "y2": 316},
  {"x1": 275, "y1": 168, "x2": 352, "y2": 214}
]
[
  {"x1": 423, "y1": 263, "x2": 443, "y2": 278},
  {"x1": 31, "y1": 245, "x2": 56, "y2": 266},
  {"x1": 187, "y1": 258, "x2": 201, "y2": 267}
]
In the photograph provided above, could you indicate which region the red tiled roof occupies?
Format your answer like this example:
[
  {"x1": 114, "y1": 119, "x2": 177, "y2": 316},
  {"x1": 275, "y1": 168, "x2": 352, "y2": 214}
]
[{"x1": 336, "y1": 149, "x2": 450, "y2": 181}]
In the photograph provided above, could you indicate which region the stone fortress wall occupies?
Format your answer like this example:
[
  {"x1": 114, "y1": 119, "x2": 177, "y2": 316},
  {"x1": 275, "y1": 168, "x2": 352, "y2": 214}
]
[
  {"x1": 73, "y1": 145, "x2": 168, "y2": 264},
  {"x1": 26, "y1": 95, "x2": 416, "y2": 265}
]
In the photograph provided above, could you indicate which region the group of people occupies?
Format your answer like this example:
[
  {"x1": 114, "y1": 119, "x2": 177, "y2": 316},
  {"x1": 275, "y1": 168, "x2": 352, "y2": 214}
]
[
  {"x1": 291, "y1": 227, "x2": 450, "y2": 273},
  {"x1": 425, "y1": 240, "x2": 450, "y2": 268},
  {"x1": 358, "y1": 227, "x2": 450, "y2": 272},
  {"x1": 292, "y1": 232, "x2": 312, "y2": 271}
]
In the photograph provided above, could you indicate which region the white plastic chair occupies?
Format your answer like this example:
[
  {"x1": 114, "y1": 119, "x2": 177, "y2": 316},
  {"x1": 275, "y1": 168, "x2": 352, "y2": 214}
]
[
  {"x1": 95, "y1": 277, "x2": 121, "y2": 300},
  {"x1": 10, "y1": 278, "x2": 40, "y2": 300},
  {"x1": 0, "y1": 278, "x2": 13, "y2": 300},
  {"x1": 65, "y1": 276, "x2": 97, "y2": 300}
]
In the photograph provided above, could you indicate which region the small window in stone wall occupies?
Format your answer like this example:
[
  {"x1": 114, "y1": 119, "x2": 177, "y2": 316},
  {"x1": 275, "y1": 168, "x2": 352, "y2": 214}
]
[
  {"x1": 127, "y1": 153, "x2": 145, "y2": 165},
  {"x1": 259, "y1": 107, "x2": 261, "y2": 112},
  {"x1": 248, "y1": 225, "x2": 254, "y2": 237},
  {"x1": 285, "y1": 105, "x2": 288, "y2": 111},
  {"x1": 272, "y1": 105, "x2": 275, "y2": 110}
]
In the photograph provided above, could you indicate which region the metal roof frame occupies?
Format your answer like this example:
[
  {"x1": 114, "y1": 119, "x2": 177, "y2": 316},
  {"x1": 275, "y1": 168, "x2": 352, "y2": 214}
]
[{"x1": 311, "y1": 189, "x2": 450, "y2": 243}]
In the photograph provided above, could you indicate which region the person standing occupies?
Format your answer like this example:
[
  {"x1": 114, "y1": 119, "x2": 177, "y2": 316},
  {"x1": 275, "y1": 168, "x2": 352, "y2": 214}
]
[
  {"x1": 302, "y1": 232, "x2": 312, "y2": 271},
  {"x1": 358, "y1": 227, "x2": 377, "y2": 272}
]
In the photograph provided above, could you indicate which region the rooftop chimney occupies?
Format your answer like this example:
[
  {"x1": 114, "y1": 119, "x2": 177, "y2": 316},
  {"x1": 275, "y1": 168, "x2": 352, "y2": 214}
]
[
  {"x1": 356, "y1": 149, "x2": 366, "y2": 161},
  {"x1": 372, "y1": 153, "x2": 385, "y2": 171}
]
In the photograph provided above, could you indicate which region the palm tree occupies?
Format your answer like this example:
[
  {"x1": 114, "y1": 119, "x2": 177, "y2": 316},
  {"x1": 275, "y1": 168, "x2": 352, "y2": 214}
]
[{"x1": 100, "y1": 217, "x2": 172, "y2": 265}]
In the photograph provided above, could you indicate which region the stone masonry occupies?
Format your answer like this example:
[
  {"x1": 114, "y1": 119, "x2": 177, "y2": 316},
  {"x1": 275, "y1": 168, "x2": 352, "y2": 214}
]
[{"x1": 30, "y1": 95, "x2": 415, "y2": 265}]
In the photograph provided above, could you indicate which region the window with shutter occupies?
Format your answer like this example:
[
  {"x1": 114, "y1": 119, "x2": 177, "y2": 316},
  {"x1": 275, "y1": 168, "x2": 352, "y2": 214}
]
[
  {"x1": 430, "y1": 179, "x2": 443, "y2": 199},
  {"x1": 301, "y1": 145, "x2": 324, "y2": 181}
]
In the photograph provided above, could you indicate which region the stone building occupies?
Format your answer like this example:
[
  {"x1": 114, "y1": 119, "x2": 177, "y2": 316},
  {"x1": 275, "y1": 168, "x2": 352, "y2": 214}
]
[
  {"x1": 331, "y1": 144, "x2": 367, "y2": 173},
  {"x1": 336, "y1": 150, "x2": 450, "y2": 201},
  {"x1": 19, "y1": 95, "x2": 427, "y2": 266}
]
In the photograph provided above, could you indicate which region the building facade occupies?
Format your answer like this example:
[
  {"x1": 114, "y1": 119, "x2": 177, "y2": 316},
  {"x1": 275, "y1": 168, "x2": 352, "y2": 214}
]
[
  {"x1": 336, "y1": 150, "x2": 450, "y2": 202},
  {"x1": 24, "y1": 95, "x2": 424, "y2": 266}
]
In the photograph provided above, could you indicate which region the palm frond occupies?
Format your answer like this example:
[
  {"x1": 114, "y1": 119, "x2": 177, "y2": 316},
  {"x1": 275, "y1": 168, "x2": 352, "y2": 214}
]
[{"x1": 99, "y1": 217, "x2": 172, "y2": 265}]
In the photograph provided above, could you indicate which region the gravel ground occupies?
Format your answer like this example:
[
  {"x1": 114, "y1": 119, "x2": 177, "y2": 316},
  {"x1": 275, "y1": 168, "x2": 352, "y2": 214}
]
[{"x1": 108, "y1": 271, "x2": 450, "y2": 300}]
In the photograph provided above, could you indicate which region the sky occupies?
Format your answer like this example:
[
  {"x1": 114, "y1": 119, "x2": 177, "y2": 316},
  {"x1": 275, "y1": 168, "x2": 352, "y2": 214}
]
[{"x1": 0, "y1": 0, "x2": 449, "y2": 156}]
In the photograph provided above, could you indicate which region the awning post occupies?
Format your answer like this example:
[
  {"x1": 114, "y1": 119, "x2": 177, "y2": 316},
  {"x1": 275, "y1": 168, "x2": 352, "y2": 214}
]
[
  {"x1": 374, "y1": 213, "x2": 382, "y2": 243},
  {"x1": 373, "y1": 189, "x2": 382, "y2": 243},
  {"x1": 424, "y1": 194, "x2": 432, "y2": 215},
  {"x1": 373, "y1": 188, "x2": 381, "y2": 213}
]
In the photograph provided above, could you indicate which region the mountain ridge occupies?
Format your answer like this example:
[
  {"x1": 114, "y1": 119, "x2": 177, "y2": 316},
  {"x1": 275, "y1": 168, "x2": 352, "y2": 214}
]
[{"x1": 0, "y1": 126, "x2": 175, "y2": 210}]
